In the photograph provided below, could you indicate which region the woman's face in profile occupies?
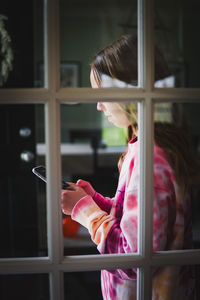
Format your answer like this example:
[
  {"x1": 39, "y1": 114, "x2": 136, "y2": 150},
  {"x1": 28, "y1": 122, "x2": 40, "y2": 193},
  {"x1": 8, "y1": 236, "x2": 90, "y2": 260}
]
[{"x1": 90, "y1": 69, "x2": 131, "y2": 128}]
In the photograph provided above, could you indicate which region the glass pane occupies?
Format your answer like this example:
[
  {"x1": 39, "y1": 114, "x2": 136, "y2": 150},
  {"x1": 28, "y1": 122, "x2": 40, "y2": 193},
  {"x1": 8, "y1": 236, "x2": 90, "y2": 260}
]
[
  {"x1": 0, "y1": 0, "x2": 44, "y2": 88},
  {"x1": 64, "y1": 271, "x2": 102, "y2": 300},
  {"x1": 155, "y1": 1, "x2": 200, "y2": 88},
  {"x1": 0, "y1": 274, "x2": 49, "y2": 300},
  {"x1": 152, "y1": 265, "x2": 197, "y2": 299},
  {"x1": 153, "y1": 102, "x2": 200, "y2": 251},
  {"x1": 64, "y1": 269, "x2": 137, "y2": 300},
  {"x1": 60, "y1": 0, "x2": 138, "y2": 87},
  {"x1": 60, "y1": 102, "x2": 139, "y2": 256},
  {"x1": 0, "y1": 104, "x2": 47, "y2": 258},
  {"x1": 195, "y1": 265, "x2": 200, "y2": 299}
]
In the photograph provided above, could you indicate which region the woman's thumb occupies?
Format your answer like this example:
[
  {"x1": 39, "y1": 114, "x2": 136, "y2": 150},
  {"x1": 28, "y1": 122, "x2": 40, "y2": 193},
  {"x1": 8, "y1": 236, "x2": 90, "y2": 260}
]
[{"x1": 76, "y1": 179, "x2": 85, "y2": 186}]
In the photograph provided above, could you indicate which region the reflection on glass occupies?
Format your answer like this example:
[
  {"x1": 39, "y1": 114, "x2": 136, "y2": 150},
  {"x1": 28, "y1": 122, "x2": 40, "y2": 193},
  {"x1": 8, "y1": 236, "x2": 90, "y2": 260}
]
[
  {"x1": 154, "y1": 102, "x2": 200, "y2": 251},
  {"x1": 0, "y1": 104, "x2": 47, "y2": 258},
  {"x1": 0, "y1": 1, "x2": 44, "y2": 88},
  {"x1": 60, "y1": 0, "x2": 137, "y2": 87},
  {"x1": 64, "y1": 270, "x2": 137, "y2": 300},
  {"x1": 152, "y1": 265, "x2": 197, "y2": 299},
  {"x1": 155, "y1": 1, "x2": 200, "y2": 88},
  {"x1": 20, "y1": 150, "x2": 35, "y2": 163},
  {"x1": 0, "y1": 274, "x2": 49, "y2": 300},
  {"x1": 19, "y1": 127, "x2": 32, "y2": 138}
]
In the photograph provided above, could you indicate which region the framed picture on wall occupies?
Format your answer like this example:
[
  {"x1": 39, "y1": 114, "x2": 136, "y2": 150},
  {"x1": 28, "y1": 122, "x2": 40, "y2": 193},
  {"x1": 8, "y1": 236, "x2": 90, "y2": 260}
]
[
  {"x1": 36, "y1": 61, "x2": 81, "y2": 87},
  {"x1": 60, "y1": 61, "x2": 81, "y2": 87}
]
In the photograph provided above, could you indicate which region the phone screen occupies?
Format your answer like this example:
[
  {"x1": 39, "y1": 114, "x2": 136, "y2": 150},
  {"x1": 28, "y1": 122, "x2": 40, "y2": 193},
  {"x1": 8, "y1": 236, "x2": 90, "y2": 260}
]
[{"x1": 32, "y1": 166, "x2": 69, "y2": 189}]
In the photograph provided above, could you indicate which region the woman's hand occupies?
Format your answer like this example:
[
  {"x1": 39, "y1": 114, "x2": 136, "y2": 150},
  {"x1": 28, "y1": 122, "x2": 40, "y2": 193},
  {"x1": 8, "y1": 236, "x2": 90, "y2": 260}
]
[
  {"x1": 76, "y1": 179, "x2": 96, "y2": 198},
  {"x1": 61, "y1": 182, "x2": 87, "y2": 215}
]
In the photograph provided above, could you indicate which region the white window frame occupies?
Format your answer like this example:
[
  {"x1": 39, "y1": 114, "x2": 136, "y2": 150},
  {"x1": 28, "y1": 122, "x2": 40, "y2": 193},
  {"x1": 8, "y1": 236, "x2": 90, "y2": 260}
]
[{"x1": 0, "y1": 0, "x2": 200, "y2": 299}]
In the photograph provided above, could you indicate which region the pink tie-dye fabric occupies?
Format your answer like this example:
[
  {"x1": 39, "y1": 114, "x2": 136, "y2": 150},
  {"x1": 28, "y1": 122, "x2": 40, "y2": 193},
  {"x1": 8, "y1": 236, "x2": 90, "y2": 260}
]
[{"x1": 72, "y1": 137, "x2": 196, "y2": 300}]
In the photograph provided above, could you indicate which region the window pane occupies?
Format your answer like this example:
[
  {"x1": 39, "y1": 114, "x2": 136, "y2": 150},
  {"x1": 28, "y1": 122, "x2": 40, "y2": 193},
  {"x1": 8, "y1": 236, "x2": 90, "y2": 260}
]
[
  {"x1": 64, "y1": 271, "x2": 102, "y2": 300},
  {"x1": 60, "y1": 103, "x2": 139, "y2": 256},
  {"x1": 195, "y1": 265, "x2": 200, "y2": 299},
  {"x1": 154, "y1": 1, "x2": 200, "y2": 88},
  {"x1": 64, "y1": 269, "x2": 137, "y2": 299},
  {"x1": 0, "y1": 104, "x2": 47, "y2": 258},
  {"x1": 0, "y1": 0, "x2": 44, "y2": 88},
  {"x1": 60, "y1": 0, "x2": 137, "y2": 87},
  {"x1": 0, "y1": 274, "x2": 49, "y2": 300},
  {"x1": 152, "y1": 264, "x2": 196, "y2": 299},
  {"x1": 153, "y1": 101, "x2": 200, "y2": 251}
]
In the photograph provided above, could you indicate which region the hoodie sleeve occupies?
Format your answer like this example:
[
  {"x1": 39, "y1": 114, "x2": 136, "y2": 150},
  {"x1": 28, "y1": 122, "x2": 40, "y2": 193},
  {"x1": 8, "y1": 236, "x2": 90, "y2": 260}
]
[
  {"x1": 71, "y1": 195, "x2": 116, "y2": 246},
  {"x1": 93, "y1": 192, "x2": 114, "y2": 213},
  {"x1": 72, "y1": 145, "x2": 177, "y2": 280}
]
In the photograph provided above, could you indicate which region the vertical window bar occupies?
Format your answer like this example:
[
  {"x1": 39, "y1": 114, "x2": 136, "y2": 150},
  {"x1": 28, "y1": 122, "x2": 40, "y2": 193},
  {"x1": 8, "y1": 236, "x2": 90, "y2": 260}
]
[
  {"x1": 46, "y1": 0, "x2": 60, "y2": 91},
  {"x1": 138, "y1": 98, "x2": 154, "y2": 300},
  {"x1": 45, "y1": 0, "x2": 63, "y2": 263},
  {"x1": 45, "y1": 0, "x2": 64, "y2": 299},
  {"x1": 45, "y1": 100, "x2": 64, "y2": 300},
  {"x1": 44, "y1": 0, "x2": 48, "y2": 88},
  {"x1": 138, "y1": 0, "x2": 155, "y2": 92},
  {"x1": 137, "y1": 0, "x2": 144, "y2": 89},
  {"x1": 49, "y1": 271, "x2": 64, "y2": 300},
  {"x1": 45, "y1": 100, "x2": 63, "y2": 262},
  {"x1": 137, "y1": 0, "x2": 154, "y2": 299}
]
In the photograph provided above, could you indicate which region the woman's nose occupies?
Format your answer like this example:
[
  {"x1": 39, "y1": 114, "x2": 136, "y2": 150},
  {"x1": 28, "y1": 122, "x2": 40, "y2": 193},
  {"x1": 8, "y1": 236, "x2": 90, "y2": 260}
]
[{"x1": 97, "y1": 102, "x2": 104, "y2": 111}]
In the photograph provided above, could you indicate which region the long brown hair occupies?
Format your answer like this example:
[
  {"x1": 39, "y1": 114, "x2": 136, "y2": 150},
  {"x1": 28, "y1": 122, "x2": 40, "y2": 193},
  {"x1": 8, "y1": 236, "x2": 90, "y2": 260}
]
[
  {"x1": 154, "y1": 122, "x2": 200, "y2": 191},
  {"x1": 90, "y1": 34, "x2": 170, "y2": 85},
  {"x1": 90, "y1": 34, "x2": 200, "y2": 192}
]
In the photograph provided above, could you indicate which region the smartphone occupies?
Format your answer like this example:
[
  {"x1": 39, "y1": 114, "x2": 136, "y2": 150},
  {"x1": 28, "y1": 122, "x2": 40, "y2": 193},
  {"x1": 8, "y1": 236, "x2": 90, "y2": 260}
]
[{"x1": 32, "y1": 165, "x2": 69, "y2": 189}]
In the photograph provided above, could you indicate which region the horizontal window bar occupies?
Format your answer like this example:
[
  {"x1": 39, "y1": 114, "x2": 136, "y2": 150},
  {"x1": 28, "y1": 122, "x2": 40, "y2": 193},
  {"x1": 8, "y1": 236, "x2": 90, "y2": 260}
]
[
  {"x1": 0, "y1": 249, "x2": 200, "y2": 274},
  {"x1": 1, "y1": 88, "x2": 200, "y2": 104},
  {"x1": 0, "y1": 89, "x2": 50, "y2": 103},
  {"x1": 61, "y1": 254, "x2": 143, "y2": 272},
  {"x1": 152, "y1": 249, "x2": 200, "y2": 265},
  {"x1": 0, "y1": 257, "x2": 52, "y2": 274}
]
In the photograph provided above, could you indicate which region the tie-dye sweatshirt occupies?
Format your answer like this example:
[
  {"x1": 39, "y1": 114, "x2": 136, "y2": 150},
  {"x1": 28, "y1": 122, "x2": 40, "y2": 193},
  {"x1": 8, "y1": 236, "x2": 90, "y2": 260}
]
[{"x1": 71, "y1": 137, "x2": 196, "y2": 300}]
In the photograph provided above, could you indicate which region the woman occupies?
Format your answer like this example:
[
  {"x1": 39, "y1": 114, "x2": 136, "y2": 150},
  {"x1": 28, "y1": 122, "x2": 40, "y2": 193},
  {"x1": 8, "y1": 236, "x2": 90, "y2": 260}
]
[{"x1": 61, "y1": 34, "x2": 197, "y2": 300}]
